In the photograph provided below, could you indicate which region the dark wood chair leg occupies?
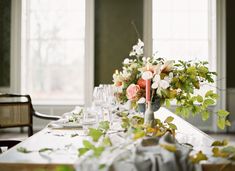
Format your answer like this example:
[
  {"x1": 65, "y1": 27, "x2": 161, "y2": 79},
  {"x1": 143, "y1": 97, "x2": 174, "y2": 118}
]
[
  {"x1": 20, "y1": 127, "x2": 24, "y2": 133},
  {"x1": 28, "y1": 126, "x2": 33, "y2": 137}
]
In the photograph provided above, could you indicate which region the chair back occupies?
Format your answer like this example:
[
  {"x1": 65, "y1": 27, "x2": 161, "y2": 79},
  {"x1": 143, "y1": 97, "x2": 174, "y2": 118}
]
[{"x1": 0, "y1": 94, "x2": 33, "y2": 136}]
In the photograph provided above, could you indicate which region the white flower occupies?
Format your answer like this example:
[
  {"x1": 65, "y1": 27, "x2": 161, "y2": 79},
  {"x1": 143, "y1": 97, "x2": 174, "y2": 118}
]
[
  {"x1": 142, "y1": 71, "x2": 153, "y2": 80},
  {"x1": 130, "y1": 63, "x2": 138, "y2": 69},
  {"x1": 133, "y1": 45, "x2": 143, "y2": 56},
  {"x1": 129, "y1": 39, "x2": 144, "y2": 57},
  {"x1": 137, "y1": 38, "x2": 144, "y2": 47},
  {"x1": 142, "y1": 57, "x2": 147, "y2": 62},
  {"x1": 152, "y1": 74, "x2": 170, "y2": 90},
  {"x1": 137, "y1": 97, "x2": 146, "y2": 104},
  {"x1": 169, "y1": 72, "x2": 173, "y2": 78},
  {"x1": 129, "y1": 51, "x2": 135, "y2": 56},
  {"x1": 176, "y1": 88, "x2": 182, "y2": 94},
  {"x1": 146, "y1": 57, "x2": 151, "y2": 62},
  {"x1": 161, "y1": 60, "x2": 174, "y2": 72},
  {"x1": 121, "y1": 70, "x2": 131, "y2": 79},
  {"x1": 123, "y1": 58, "x2": 130, "y2": 65}
]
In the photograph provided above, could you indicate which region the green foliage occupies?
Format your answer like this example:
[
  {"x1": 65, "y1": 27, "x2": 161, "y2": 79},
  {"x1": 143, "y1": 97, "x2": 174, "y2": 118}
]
[
  {"x1": 164, "y1": 116, "x2": 174, "y2": 123},
  {"x1": 189, "y1": 151, "x2": 208, "y2": 163},
  {"x1": 38, "y1": 148, "x2": 53, "y2": 153},
  {"x1": 98, "y1": 121, "x2": 110, "y2": 132},
  {"x1": 113, "y1": 39, "x2": 230, "y2": 130},
  {"x1": 88, "y1": 128, "x2": 103, "y2": 142},
  {"x1": 78, "y1": 122, "x2": 111, "y2": 158},
  {"x1": 217, "y1": 110, "x2": 230, "y2": 129},
  {"x1": 122, "y1": 115, "x2": 177, "y2": 140},
  {"x1": 17, "y1": 147, "x2": 32, "y2": 153},
  {"x1": 160, "y1": 144, "x2": 177, "y2": 152},
  {"x1": 211, "y1": 139, "x2": 228, "y2": 147},
  {"x1": 78, "y1": 139, "x2": 105, "y2": 158}
]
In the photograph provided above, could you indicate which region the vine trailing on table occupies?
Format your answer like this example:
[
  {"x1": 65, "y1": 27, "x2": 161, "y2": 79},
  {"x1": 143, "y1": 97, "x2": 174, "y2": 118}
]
[
  {"x1": 112, "y1": 39, "x2": 230, "y2": 129},
  {"x1": 77, "y1": 113, "x2": 235, "y2": 168}
]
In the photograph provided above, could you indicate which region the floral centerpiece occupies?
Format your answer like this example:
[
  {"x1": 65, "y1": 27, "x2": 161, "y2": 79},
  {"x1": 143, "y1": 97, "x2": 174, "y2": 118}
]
[{"x1": 113, "y1": 39, "x2": 230, "y2": 129}]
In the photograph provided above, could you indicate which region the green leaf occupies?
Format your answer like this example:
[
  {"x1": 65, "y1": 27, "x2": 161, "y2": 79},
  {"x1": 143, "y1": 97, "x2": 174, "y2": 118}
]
[
  {"x1": 78, "y1": 148, "x2": 89, "y2": 157},
  {"x1": 175, "y1": 107, "x2": 181, "y2": 114},
  {"x1": 99, "y1": 164, "x2": 106, "y2": 170},
  {"x1": 226, "y1": 120, "x2": 231, "y2": 126},
  {"x1": 133, "y1": 130, "x2": 145, "y2": 140},
  {"x1": 212, "y1": 147, "x2": 229, "y2": 158},
  {"x1": 88, "y1": 128, "x2": 103, "y2": 142},
  {"x1": 190, "y1": 151, "x2": 208, "y2": 163},
  {"x1": 197, "y1": 95, "x2": 203, "y2": 103},
  {"x1": 38, "y1": 148, "x2": 53, "y2": 153},
  {"x1": 168, "y1": 123, "x2": 177, "y2": 130},
  {"x1": 221, "y1": 146, "x2": 235, "y2": 154},
  {"x1": 17, "y1": 147, "x2": 32, "y2": 153},
  {"x1": 217, "y1": 118, "x2": 225, "y2": 130},
  {"x1": 203, "y1": 99, "x2": 215, "y2": 106},
  {"x1": 201, "y1": 110, "x2": 209, "y2": 121},
  {"x1": 205, "y1": 90, "x2": 218, "y2": 99},
  {"x1": 71, "y1": 133, "x2": 79, "y2": 137},
  {"x1": 160, "y1": 144, "x2": 177, "y2": 152},
  {"x1": 205, "y1": 90, "x2": 214, "y2": 98},
  {"x1": 211, "y1": 139, "x2": 228, "y2": 147},
  {"x1": 217, "y1": 110, "x2": 230, "y2": 117},
  {"x1": 186, "y1": 66, "x2": 197, "y2": 74},
  {"x1": 83, "y1": 140, "x2": 95, "y2": 149},
  {"x1": 98, "y1": 121, "x2": 110, "y2": 132},
  {"x1": 93, "y1": 146, "x2": 105, "y2": 157},
  {"x1": 165, "y1": 99, "x2": 170, "y2": 108},
  {"x1": 102, "y1": 136, "x2": 112, "y2": 146},
  {"x1": 164, "y1": 116, "x2": 174, "y2": 123}
]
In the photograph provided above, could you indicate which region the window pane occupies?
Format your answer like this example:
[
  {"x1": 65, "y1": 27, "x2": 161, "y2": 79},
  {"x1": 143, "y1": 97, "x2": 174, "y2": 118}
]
[
  {"x1": 152, "y1": 0, "x2": 215, "y2": 71},
  {"x1": 22, "y1": 0, "x2": 85, "y2": 104},
  {"x1": 152, "y1": 0, "x2": 216, "y2": 95}
]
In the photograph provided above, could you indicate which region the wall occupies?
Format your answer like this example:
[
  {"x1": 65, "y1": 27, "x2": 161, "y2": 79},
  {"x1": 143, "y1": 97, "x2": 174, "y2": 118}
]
[
  {"x1": 226, "y1": 0, "x2": 235, "y2": 132},
  {"x1": 95, "y1": 0, "x2": 143, "y2": 85},
  {"x1": 227, "y1": 0, "x2": 235, "y2": 88},
  {"x1": 0, "y1": 0, "x2": 11, "y2": 87}
]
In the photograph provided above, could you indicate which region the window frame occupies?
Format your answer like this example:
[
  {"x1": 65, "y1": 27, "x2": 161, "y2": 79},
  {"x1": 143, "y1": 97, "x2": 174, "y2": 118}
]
[
  {"x1": 144, "y1": 0, "x2": 226, "y2": 132},
  {"x1": 7, "y1": 0, "x2": 94, "y2": 107}
]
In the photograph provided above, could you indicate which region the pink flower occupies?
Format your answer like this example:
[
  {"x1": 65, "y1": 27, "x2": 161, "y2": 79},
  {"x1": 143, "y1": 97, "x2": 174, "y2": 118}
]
[{"x1": 126, "y1": 84, "x2": 140, "y2": 100}]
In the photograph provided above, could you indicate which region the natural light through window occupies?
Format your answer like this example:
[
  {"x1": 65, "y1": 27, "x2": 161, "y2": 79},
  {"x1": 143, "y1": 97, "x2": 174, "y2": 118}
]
[
  {"x1": 152, "y1": 0, "x2": 216, "y2": 71},
  {"x1": 152, "y1": 0, "x2": 217, "y2": 95},
  {"x1": 21, "y1": 0, "x2": 85, "y2": 104}
]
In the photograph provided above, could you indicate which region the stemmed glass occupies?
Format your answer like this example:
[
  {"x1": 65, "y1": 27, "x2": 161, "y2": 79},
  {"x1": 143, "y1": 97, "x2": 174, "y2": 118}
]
[{"x1": 92, "y1": 86, "x2": 104, "y2": 122}]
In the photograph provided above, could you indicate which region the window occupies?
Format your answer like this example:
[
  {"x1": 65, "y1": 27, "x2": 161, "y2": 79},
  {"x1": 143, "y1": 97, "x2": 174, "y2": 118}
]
[
  {"x1": 152, "y1": 0, "x2": 216, "y2": 70},
  {"x1": 21, "y1": 0, "x2": 92, "y2": 105},
  {"x1": 144, "y1": 0, "x2": 227, "y2": 131},
  {"x1": 151, "y1": 0, "x2": 217, "y2": 95}
]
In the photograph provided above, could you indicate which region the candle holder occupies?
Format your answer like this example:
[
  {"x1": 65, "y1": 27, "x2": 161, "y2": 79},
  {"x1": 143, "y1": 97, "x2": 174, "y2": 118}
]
[{"x1": 144, "y1": 102, "x2": 154, "y2": 126}]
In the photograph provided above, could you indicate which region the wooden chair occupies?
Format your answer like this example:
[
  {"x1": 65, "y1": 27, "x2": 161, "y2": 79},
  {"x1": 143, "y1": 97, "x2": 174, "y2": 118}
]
[{"x1": 0, "y1": 94, "x2": 61, "y2": 149}]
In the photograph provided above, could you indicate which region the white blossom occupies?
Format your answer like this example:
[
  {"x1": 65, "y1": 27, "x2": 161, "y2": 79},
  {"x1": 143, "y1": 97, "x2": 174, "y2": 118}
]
[
  {"x1": 137, "y1": 97, "x2": 146, "y2": 104},
  {"x1": 123, "y1": 58, "x2": 130, "y2": 65},
  {"x1": 129, "y1": 39, "x2": 144, "y2": 57},
  {"x1": 152, "y1": 74, "x2": 171, "y2": 90},
  {"x1": 142, "y1": 71, "x2": 153, "y2": 80},
  {"x1": 121, "y1": 70, "x2": 131, "y2": 79}
]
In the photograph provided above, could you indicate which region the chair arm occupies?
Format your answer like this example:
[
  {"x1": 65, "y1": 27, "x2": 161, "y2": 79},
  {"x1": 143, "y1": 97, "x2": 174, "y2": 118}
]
[{"x1": 33, "y1": 111, "x2": 61, "y2": 120}]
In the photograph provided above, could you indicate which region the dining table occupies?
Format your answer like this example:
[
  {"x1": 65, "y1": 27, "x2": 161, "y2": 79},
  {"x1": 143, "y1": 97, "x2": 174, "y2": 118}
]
[{"x1": 0, "y1": 107, "x2": 234, "y2": 171}]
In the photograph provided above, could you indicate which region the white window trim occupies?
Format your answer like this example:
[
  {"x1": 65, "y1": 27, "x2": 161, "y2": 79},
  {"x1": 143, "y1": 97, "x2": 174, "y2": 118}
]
[
  {"x1": 84, "y1": 0, "x2": 95, "y2": 107},
  {"x1": 7, "y1": 0, "x2": 94, "y2": 110},
  {"x1": 144, "y1": 0, "x2": 226, "y2": 132}
]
